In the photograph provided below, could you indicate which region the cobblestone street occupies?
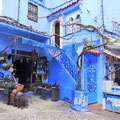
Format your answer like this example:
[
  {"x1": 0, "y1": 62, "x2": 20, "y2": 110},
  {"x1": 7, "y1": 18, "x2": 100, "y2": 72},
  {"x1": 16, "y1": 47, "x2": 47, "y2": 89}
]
[{"x1": 0, "y1": 96, "x2": 119, "y2": 120}]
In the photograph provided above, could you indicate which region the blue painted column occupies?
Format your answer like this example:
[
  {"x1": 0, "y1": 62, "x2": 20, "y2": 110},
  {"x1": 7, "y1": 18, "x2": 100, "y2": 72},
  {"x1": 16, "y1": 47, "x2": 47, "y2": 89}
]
[{"x1": 97, "y1": 44, "x2": 105, "y2": 104}]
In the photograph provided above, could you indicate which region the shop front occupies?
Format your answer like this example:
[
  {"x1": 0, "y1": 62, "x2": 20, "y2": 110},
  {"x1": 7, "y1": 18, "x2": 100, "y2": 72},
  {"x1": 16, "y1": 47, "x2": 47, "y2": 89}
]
[
  {"x1": 0, "y1": 18, "x2": 75, "y2": 103},
  {"x1": 103, "y1": 46, "x2": 120, "y2": 113},
  {"x1": 0, "y1": 19, "x2": 53, "y2": 94}
]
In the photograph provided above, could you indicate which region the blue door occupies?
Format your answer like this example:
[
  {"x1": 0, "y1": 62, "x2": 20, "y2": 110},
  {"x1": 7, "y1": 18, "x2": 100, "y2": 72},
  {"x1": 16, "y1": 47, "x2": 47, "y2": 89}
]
[
  {"x1": 84, "y1": 53, "x2": 98, "y2": 104},
  {"x1": 87, "y1": 66, "x2": 97, "y2": 104}
]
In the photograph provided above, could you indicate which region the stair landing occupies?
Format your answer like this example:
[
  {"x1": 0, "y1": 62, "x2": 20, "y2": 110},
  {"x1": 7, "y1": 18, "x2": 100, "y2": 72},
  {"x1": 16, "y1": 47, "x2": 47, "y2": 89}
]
[{"x1": 89, "y1": 103, "x2": 101, "y2": 111}]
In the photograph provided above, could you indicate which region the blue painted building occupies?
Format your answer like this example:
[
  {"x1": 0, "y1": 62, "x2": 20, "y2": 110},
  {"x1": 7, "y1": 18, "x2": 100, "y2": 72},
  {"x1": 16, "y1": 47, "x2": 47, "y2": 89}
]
[{"x1": 0, "y1": 0, "x2": 120, "y2": 108}]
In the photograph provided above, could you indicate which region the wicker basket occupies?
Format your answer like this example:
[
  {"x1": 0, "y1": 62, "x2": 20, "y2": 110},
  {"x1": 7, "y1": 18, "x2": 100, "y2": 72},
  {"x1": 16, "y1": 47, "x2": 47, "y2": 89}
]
[{"x1": 16, "y1": 84, "x2": 24, "y2": 91}]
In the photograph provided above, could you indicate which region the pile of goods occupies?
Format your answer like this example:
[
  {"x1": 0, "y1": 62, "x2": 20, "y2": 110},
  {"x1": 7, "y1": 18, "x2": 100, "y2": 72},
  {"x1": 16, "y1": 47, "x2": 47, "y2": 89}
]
[
  {"x1": 33, "y1": 82, "x2": 59, "y2": 101},
  {"x1": 33, "y1": 83, "x2": 51, "y2": 100},
  {"x1": 3, "y1": 82, "x2": 28, "y2": 109},
  {"x1": 51, "y1": 82, "x2": 59, "y2": 101}
]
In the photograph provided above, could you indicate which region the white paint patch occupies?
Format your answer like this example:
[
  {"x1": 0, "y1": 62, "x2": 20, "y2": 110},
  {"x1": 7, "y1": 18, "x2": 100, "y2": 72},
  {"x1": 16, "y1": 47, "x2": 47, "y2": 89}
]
[{"x1": 0, "y1": 0, "x2": 2, "y2": 16}]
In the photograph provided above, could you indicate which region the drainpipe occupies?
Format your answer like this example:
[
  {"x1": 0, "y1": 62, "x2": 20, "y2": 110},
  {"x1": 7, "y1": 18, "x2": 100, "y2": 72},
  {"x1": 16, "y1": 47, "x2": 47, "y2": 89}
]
[
  {"x1": 17, "y1": 0, "x2": 20, "y2": 22},
  {"x1": 101, "y1": 0, "x2": 105, "y2": 30}
]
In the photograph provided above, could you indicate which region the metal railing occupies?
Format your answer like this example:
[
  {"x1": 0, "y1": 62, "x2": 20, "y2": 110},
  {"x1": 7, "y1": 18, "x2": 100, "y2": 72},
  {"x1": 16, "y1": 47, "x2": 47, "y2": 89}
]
[{"x1": 50, "y1": 39, "x2": 78, "y2": 81}]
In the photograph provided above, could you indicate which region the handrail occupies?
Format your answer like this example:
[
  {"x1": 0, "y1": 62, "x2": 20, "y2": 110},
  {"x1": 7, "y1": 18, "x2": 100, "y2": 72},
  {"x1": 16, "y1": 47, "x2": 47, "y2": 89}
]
[
  {"x1": 50, "y1": 38, "x2": 78, "y2": 81},
  {"x1": 50, "y1": 38, "x2": 76, "y2": 65}
]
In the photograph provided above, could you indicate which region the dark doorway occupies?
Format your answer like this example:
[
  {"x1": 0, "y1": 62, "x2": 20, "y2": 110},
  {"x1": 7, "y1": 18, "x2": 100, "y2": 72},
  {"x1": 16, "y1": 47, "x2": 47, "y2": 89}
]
[
  {"x1": 114, "y1": 64, "x2": 120, "y2": 85},
  {"x1": 55, "y1": 22, "x2": 60, "y2": 47},
  {"x1": 13, "y1": 57, "x2": 32, "y2": 89}
]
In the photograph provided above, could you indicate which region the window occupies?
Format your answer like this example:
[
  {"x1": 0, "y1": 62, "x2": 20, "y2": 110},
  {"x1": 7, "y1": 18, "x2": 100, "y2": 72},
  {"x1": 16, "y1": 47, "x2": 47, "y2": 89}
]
[
  {"x1": 65, "y1": 17, "x2": 73, "y2": 35},
  {"x1": 28, "y1": 2, "x2": 38, "y2": 22},
  {"x1": 76, "y1": 14, "x2": 81, "y2": 31},
  {"x1": 65, "y1": 14, "x2": 81, "y2": 35},
  {"x1": 69, "y1": 17, "x2": 74, "y2": 34}
]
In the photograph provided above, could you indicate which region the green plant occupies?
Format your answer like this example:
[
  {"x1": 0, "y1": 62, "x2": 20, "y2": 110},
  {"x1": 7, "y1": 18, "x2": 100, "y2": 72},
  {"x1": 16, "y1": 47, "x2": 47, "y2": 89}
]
[
  {"x1": 76, "y1": 88, "x2": 84, "y2": 91},
  {"x1": 82, "y1": 38, "x2": 88, "y2": 45},
  {"x1": 82, "y1": 38, "x2": 95, "y2": 47},
  {"x1": 108, "y1": 39, "x2": 120, "y2": 43}
]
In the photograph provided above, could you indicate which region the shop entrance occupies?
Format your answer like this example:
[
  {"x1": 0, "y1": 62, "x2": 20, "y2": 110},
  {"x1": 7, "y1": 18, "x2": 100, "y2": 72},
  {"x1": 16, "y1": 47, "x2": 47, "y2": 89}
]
[
  {"x1": 13, "y1": 57, "x2": 32, "y2": 90},
  {"x1": 114, "y1": 64, "x2": 120, "y2": 85}
]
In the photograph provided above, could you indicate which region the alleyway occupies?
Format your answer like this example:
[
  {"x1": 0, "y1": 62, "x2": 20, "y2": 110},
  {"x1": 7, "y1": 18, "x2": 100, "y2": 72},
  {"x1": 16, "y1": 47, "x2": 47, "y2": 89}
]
[{"x1": 0, "y1": 96, "x2": 119, "y2": 120}]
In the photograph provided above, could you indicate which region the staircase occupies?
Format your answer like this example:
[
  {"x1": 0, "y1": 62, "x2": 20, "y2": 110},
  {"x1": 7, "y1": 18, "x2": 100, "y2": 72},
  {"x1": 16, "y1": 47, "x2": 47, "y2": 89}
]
[
  {"x1": 50, "y1": 39, "x2": 78, "y2": 81},
  {"x1": 50, "y1": 50, "x2": 78, "y2": 81},
  {"x1": 89, "y1": 103, "x2": 101, "y2": 111},
  {"x1": 49, "y1": 40, "x2": 78, "y2": 102}
]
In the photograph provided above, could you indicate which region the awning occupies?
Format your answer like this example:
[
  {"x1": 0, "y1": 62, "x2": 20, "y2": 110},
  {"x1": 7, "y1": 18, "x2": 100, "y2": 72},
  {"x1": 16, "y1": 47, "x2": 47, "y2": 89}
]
[
  {"x1": 103, "y1": 49, "x2": 120, "y2": 59},
  {"x1": 86, "y1": 49, "x2": 100, "y2": 54},
  {"x1": 105, "y1": 42, "x2": 120, "y2": 50},
  {"x1": 0, "y1": 20, "x2": 49, "y2": 41},
  {"x1": 0, "y1": 19, "x2": 64, "y2": 53}
]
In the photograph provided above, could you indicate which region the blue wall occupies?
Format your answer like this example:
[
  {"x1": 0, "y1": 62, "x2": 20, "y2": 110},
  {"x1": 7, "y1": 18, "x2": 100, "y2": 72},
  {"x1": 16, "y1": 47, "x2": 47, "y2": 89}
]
[
  {"x1": 2, "y1": 0, "x2": 51, "y2": 34},
  {"x1": 103, "y1": 0, "x2": 120, "y2": 35},
  {"x1": 47, "y1": 0, "x2": 104, "y2": 104},
  {"x1": 1, "y1": 0, "x2": 119, "y2": 105}
]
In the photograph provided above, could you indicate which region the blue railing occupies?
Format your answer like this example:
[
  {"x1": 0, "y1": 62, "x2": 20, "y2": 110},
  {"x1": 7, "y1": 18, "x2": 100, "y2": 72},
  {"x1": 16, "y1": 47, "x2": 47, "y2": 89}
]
[
  {"x1": 50, "y1": 39, "x2": 77, "y2": 81},
  {"x1": 60, "y1": 52, "x2": 77, "y2": 81}
]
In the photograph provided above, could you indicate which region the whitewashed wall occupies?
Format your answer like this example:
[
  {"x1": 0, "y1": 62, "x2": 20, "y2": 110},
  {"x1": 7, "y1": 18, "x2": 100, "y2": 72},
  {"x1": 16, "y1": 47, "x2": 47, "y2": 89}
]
[{"x1": 0, "y1": 0, "x2": 2, "y2": 16}]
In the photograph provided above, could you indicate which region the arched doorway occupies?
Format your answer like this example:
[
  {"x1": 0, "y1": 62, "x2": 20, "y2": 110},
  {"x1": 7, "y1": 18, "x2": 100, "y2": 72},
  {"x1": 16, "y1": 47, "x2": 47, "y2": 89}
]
[{"x1": 55, "y1": 21, "x2": 60, "y2": 47}]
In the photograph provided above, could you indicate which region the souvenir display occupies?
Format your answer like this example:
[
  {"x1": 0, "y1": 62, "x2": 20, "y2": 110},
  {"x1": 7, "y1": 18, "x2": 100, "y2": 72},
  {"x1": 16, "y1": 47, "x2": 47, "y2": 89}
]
[
  {"x1": 15, "y1": 92, "x2": 28, "y2": 109},
  {"x1": 2, "y1": 62, "x2": 10, "y2": 71}
]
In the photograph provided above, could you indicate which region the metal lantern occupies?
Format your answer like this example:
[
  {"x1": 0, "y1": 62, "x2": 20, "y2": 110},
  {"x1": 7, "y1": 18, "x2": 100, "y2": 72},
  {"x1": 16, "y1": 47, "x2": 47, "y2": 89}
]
[
  {"x1": 2, "y1": 62, "x2": 10, "y2": 71},
  {"x1": 7, "y1": 54, "x2": 12, "y2": 60}
]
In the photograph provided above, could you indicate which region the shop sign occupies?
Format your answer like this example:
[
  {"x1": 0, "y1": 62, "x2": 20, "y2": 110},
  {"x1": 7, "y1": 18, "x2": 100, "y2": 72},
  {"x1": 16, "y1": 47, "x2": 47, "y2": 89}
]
[
  {"x1": 105, "y1": 94, "x2": 120, "y2": 113},
  {"x1": 105, "y1": 53, "x2": 111, "y2": 63}
]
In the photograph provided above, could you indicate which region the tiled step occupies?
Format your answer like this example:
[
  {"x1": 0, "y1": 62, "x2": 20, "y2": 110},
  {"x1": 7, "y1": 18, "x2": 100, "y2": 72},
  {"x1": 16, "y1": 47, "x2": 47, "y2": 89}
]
[{"x1": 89, "y1": 103, "x2": 101, "y2": 111}]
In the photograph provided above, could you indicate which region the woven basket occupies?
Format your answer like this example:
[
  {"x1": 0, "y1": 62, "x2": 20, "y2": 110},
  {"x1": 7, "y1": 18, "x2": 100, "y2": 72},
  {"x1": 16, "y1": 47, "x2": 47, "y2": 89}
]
[{"x1": 16, "y1": 84, "x2": 24, "y2": 91}]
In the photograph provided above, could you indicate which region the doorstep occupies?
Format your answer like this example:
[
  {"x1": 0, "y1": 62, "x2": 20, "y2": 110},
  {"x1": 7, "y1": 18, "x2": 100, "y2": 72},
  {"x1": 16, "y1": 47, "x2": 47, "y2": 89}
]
[{"x1": 89, "y1": 103, "x2": 101, "y2": 111}]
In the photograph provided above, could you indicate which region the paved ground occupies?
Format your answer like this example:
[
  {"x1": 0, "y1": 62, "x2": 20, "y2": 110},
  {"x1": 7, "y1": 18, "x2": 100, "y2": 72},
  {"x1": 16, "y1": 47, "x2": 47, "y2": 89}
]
[{"x1": 0, "y1": 96, "x2": 120, "y2": 120}]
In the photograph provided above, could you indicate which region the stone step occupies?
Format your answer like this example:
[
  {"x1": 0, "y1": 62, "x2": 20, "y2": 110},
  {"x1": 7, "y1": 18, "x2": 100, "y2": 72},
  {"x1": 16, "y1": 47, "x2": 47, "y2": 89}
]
[{"x1": 88, "y1": 103, "x2": 101, "y2": 111}]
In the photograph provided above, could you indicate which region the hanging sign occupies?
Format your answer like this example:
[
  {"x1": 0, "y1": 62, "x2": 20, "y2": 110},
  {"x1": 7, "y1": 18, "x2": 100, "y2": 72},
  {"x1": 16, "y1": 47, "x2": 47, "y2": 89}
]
[{"x1": 105, "y1": 53, "x2": 111, "y2": 63}]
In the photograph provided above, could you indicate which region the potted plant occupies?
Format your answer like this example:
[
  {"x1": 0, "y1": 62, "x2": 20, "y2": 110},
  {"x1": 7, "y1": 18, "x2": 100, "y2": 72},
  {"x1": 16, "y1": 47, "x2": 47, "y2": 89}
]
[
  {"x1": 71, "y1": 67, "x2": 89, "y2": 112},
  {"x1": 71, "y1": 38, "x2": 91, "y2": 112}
]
